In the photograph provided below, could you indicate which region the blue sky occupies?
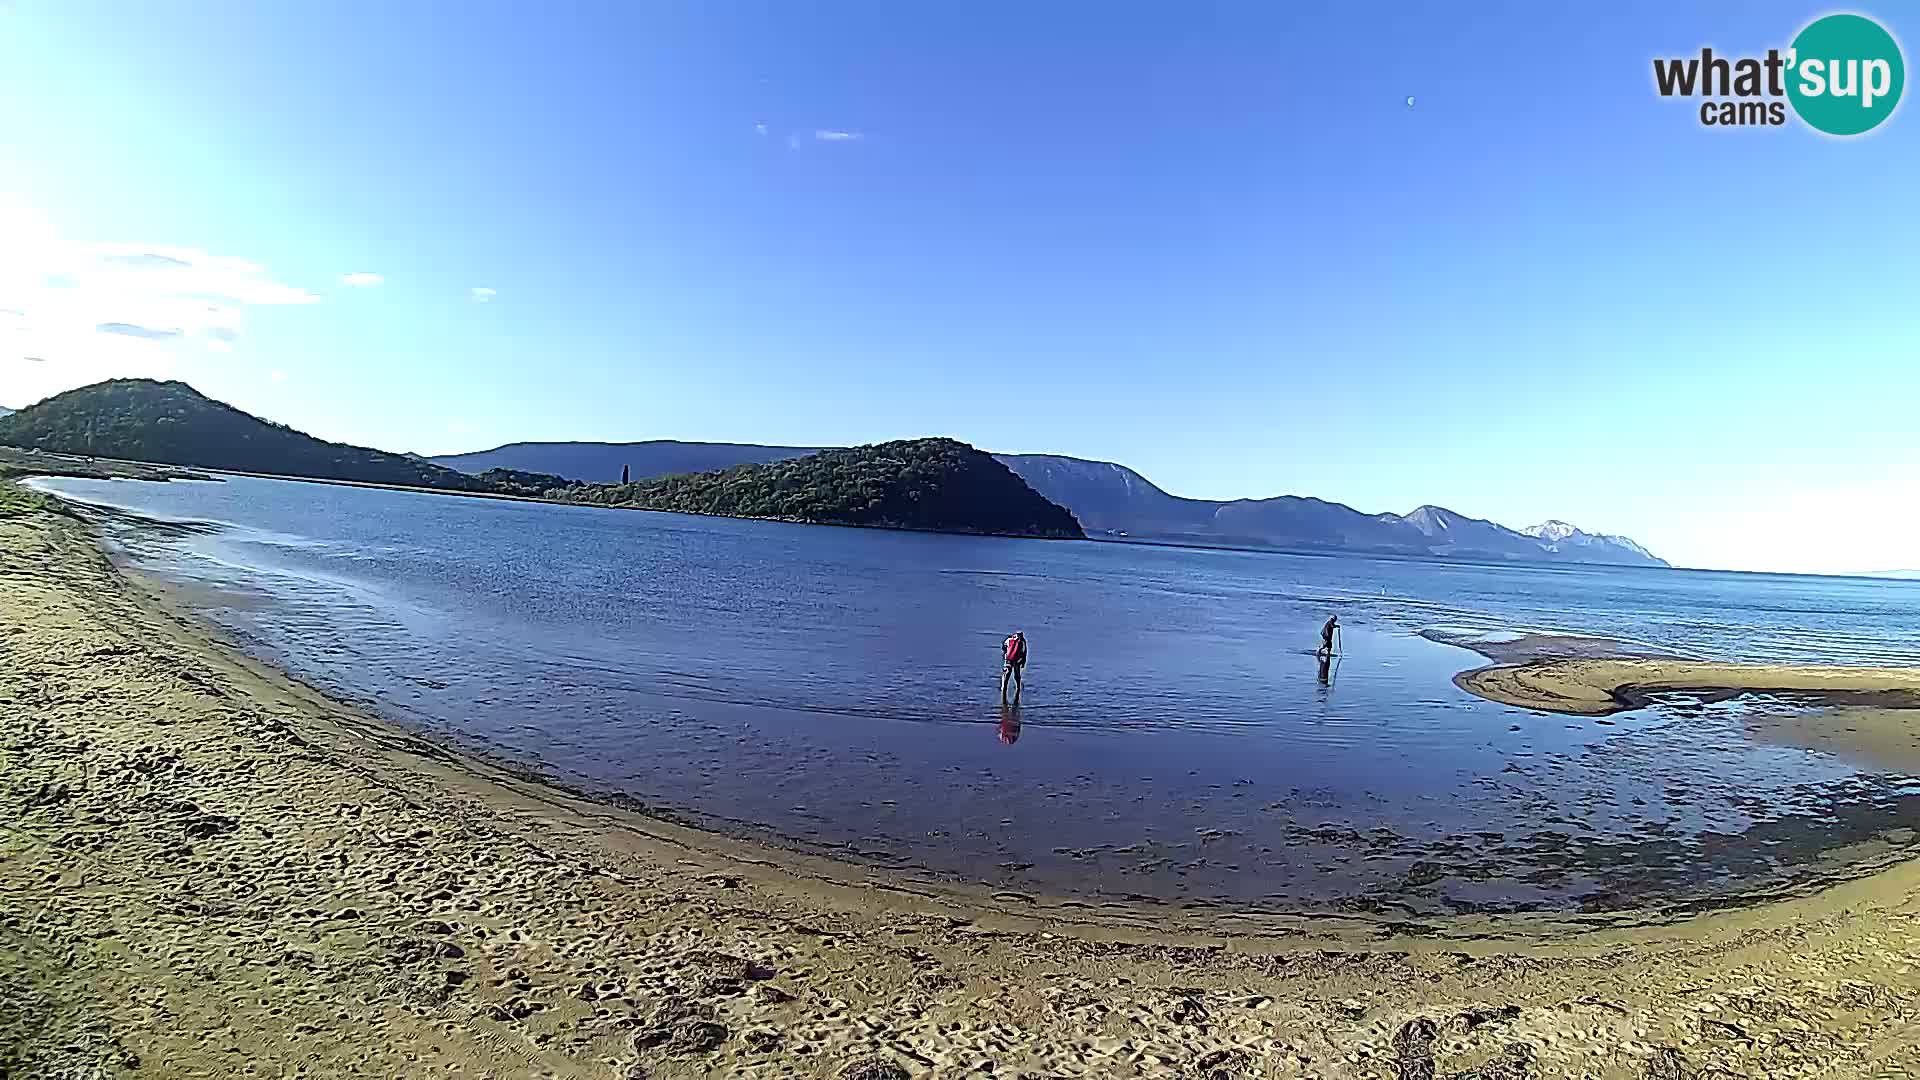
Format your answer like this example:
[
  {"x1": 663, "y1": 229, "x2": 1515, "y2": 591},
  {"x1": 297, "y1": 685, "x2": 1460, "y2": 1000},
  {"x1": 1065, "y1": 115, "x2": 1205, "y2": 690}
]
[{"x1": 1, "y1": 2, "x2": 1915, "y2": 574}]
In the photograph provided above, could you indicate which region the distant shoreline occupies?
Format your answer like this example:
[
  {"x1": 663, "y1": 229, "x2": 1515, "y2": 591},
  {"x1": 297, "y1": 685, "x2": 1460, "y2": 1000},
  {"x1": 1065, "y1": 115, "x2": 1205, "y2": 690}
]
[
  {"x1": 2, "y1": 450, "x2": 1085, "y2": 541},
  {"x1": 0, "y1": 449, "x2": 1703, "y2": 570},
  {"x1": 23, "y1": 450, "x2": 1920, "y2": 581}
]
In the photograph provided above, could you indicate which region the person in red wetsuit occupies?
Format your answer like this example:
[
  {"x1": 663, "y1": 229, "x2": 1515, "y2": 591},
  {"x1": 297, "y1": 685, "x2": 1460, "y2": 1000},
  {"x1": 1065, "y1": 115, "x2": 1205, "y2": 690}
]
[{"x1": 1000, "y1": 630, "x2": 1028, "y2": 704}]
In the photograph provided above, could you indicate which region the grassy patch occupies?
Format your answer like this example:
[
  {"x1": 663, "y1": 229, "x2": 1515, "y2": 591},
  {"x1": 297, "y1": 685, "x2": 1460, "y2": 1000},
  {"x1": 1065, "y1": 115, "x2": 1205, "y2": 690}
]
[{"x1": 0, "y1": 480, "x2": 57, "y2": 518}]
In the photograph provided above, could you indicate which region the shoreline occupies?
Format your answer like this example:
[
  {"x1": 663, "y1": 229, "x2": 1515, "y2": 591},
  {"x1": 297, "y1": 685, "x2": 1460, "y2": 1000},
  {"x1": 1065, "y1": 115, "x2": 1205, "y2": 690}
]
[
  {"x1": 52, "y1": 485, "x2": 1920, "y2": 926},
  {"x1": 5, "y1": 449, "x2": 1086, "y2": 541},
  {"x1": 6, "y1": 496, "x2": 1920, "y2": 1075},
  {"x1": 1431, "y1": 629, "x2": 1920, "y2": 718}
]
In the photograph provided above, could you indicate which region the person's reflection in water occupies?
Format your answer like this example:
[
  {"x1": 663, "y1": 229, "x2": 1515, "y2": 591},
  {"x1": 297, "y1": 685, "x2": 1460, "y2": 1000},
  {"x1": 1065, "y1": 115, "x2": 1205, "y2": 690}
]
[
  {"x1": 1316, "y1": 651, "x2": 1338, "y2": 693},
  {"x1": 998, "y1": 703, "x2": 1023, "y2": 745}
]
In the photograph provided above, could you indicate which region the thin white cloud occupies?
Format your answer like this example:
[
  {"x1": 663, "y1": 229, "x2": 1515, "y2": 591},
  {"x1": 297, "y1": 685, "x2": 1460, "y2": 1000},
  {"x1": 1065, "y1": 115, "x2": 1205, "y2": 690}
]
[
  {"x1": 269, "y1": 369, "x2": 287, "y2": 384},
  {"x1": 785, "y1": 132, "x2": 802, "y2": 150},
  {"x1": 97, "y1": 322, "x2": 182, "y2": 339},
  {"x1": 0, "y1": 199, "x2": 323, "y2": 401},
  {"x1": 103, "y1": 253, "x2": 190, "y2": 269},
  {"x1": 814, "y1": 129, "x2": 863, "y2": 142},
  {"x1": 754, "y1": 122, "x2": 769, "y2": 136},
  {"x1": 470, "y1": 287, "x2": 496, "y2": 303},
  {"x1": 341, "y1": 272, "x2": 384, "y2": 288}
]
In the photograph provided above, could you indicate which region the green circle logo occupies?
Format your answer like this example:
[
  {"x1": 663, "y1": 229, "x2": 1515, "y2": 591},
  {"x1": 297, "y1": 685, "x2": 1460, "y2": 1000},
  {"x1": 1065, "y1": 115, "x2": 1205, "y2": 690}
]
[{"x1": 1787, "y1": 13, "x2": 1905, "y2": 135}]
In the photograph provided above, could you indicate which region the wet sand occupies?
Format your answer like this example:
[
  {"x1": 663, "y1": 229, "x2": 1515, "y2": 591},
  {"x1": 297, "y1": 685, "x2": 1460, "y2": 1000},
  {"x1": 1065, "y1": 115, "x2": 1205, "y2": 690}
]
[
  {"x1": 1449, "y1": 648, "x2": 1920, "y2": 718},
  {"x1": 7, "y1": 494, "x2": 1920, "y2": 1078},
  {"x1": 0, "y1": 446, "x2": 213, "y2": 484}
]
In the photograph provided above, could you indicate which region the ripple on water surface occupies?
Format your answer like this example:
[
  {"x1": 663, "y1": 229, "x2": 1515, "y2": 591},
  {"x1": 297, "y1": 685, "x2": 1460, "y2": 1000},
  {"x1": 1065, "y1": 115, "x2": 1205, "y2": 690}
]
[{"x1": 34, "y1": 474, "x2": 1920, "y2": 915}]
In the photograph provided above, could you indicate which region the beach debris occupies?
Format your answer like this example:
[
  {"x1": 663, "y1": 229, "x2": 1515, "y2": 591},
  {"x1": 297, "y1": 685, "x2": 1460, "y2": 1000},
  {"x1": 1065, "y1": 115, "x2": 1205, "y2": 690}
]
[
  {"x1": 631, "y1": 997, "x2": 728, "y2": 1056},
  {"x1": 1697, "y1": 1016, "x2": 1752, "y2": 1043},
  {"x1": 1195, "y1": 1047, "x2": 1251, "y2": 1079},
  {"x1": 387, "y1": 937, "x2": 462, "y2": 967},
  {"x1": 743, "y1": 1028, "x2": 781, "y2": 1054},
  {"x1": 1446, "y1": 1042, "x2": 1536, "y2": 1080},
  {"x1": 182, "y1": 812, "x2": 239, "y2": 839},
  {"x1": 839, "y1": 1057, "x2": 912, "y2": 1080},
  {"x1": 666, "y1": 1020, "x2": 729, "y2": 1055},
  {"x1": 1165, "y1": 990, "x2": 1210, "y2": 1026},
  {"x1": 907, "y1": 970, "x2": 960, "y2": 997},
  {"x1": 1393, "y1": 1017, "x2": 1440, "y2": 1080},
  {"x1": 1641, "y1": 1047, "x2": 1695, "y2": 1079},
  {"x1": 1456, "y1": 1004, "x2": 1522, "y2": 1031},
  {"x1": 23, "y1": 781, "x2": 74, "y2": 809},
  {"x1": 485, "y1": 998, "x2": 543, "y2": 1022},
  {"x1": 683, "y1": 948, "x2": 769, "y2": 995}
]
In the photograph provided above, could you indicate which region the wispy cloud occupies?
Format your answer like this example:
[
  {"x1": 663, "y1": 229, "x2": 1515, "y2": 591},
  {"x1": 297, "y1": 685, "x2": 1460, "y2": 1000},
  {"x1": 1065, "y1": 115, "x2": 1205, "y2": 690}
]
[
  {"x1": 814, "y1": 129, "x2": 863, "y2": 142},
  {"x1": 0, "y1": 199, "x2": 324, "y2": 395},
  {"x1": 97, "y1": 322, "x2": 183, "y2": 340},
  {"x1": 103, "y1": 252, "x2": 191, "y2": 269},
  {"x1": 754, "y1": 122, "x2": 769, "y2": 136},
  {"x1": 470, "y1": 287, "x2": 496, "y2": 303},
  {"x1": 269, "y1": 369, "x2": 287, "y2": 384},
  {"x1": 786, "y1": 132, "x2": 802, "y2": 150},
  {"x1": 340, "y1": 272, "x2": 384, "y2": 288}
]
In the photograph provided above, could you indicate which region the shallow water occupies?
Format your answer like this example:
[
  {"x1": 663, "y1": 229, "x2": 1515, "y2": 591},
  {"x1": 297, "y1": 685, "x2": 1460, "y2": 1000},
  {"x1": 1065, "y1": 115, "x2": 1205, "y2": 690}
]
[{"x1": 33, "y1": 474, "x2": 1920, "y2": 914}]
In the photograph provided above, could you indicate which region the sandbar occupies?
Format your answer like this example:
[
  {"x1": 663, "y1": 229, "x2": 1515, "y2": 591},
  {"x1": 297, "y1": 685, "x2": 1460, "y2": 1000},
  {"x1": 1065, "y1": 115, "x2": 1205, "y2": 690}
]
[{"x1": 1453, "y1": 653, "x2": 1920, "y2": 717}]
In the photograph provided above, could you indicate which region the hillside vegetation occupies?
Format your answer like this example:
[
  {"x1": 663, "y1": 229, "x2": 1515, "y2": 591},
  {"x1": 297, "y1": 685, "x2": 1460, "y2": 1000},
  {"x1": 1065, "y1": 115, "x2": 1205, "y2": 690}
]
[
  {"x1": 565, "y1": 438, "x2": 1084, "y2": 538},
  {"x1": 0, "y1": 380, "x2": 574, "y2": 495},
  {"x1": 0, "y1": 381, "x2": 1081, "y2": 539},
  {"x1": 442, "y1": 440, "x2": 1664, "y2": 565},
  {"x1": 434, "y1": 440, "x2": 819, "y2": 484}
]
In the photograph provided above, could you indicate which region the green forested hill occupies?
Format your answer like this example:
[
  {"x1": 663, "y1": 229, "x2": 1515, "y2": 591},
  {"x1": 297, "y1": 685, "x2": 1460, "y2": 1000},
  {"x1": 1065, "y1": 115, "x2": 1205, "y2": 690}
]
[
  {"x1": 565, "y1": 438, "x2": 1085, "y2": 538},
  {"x1": 0, "y1": 381, "x2": 1081, "y2": 539},
  {"x1": 0, "y1": 379, "x2": 567, "y2": 494}
]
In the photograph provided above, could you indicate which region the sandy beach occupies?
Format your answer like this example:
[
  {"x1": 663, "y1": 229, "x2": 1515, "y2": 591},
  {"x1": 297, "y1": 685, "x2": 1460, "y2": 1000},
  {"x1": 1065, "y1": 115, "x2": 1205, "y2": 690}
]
[
  {"x1": 7, "y1": 494, "x2": 1920, "y2": 1079},
  {"x1": 1443, "y1": 633, "x2": 1920, "y2": 720}
]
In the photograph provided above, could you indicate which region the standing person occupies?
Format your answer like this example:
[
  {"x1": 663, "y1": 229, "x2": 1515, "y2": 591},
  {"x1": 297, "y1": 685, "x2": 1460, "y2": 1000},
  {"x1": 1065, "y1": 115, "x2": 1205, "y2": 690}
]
[
  {"x1": 1318, "y1": 615, "x2": 1339, "y2": 657},
  {"x1": 1000, "y1": 630, "x2": 1028, "y2": 704}
]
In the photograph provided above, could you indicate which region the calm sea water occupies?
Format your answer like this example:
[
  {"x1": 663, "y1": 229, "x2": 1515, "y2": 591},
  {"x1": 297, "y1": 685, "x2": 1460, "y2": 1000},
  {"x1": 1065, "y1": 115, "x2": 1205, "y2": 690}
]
[{"x1": 32, "y1": 475, "x2": 1920, "y2": 915}]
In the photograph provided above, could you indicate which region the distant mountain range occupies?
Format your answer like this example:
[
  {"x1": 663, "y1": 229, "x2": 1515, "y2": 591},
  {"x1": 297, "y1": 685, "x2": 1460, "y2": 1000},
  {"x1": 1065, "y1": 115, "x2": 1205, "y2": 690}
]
[
  {"x1": 0, "y1": 381, "x2": 1662, "y2": 562},
  {"x1": 434, "y1": 441, "x2": 1667, "y2": 566}
]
